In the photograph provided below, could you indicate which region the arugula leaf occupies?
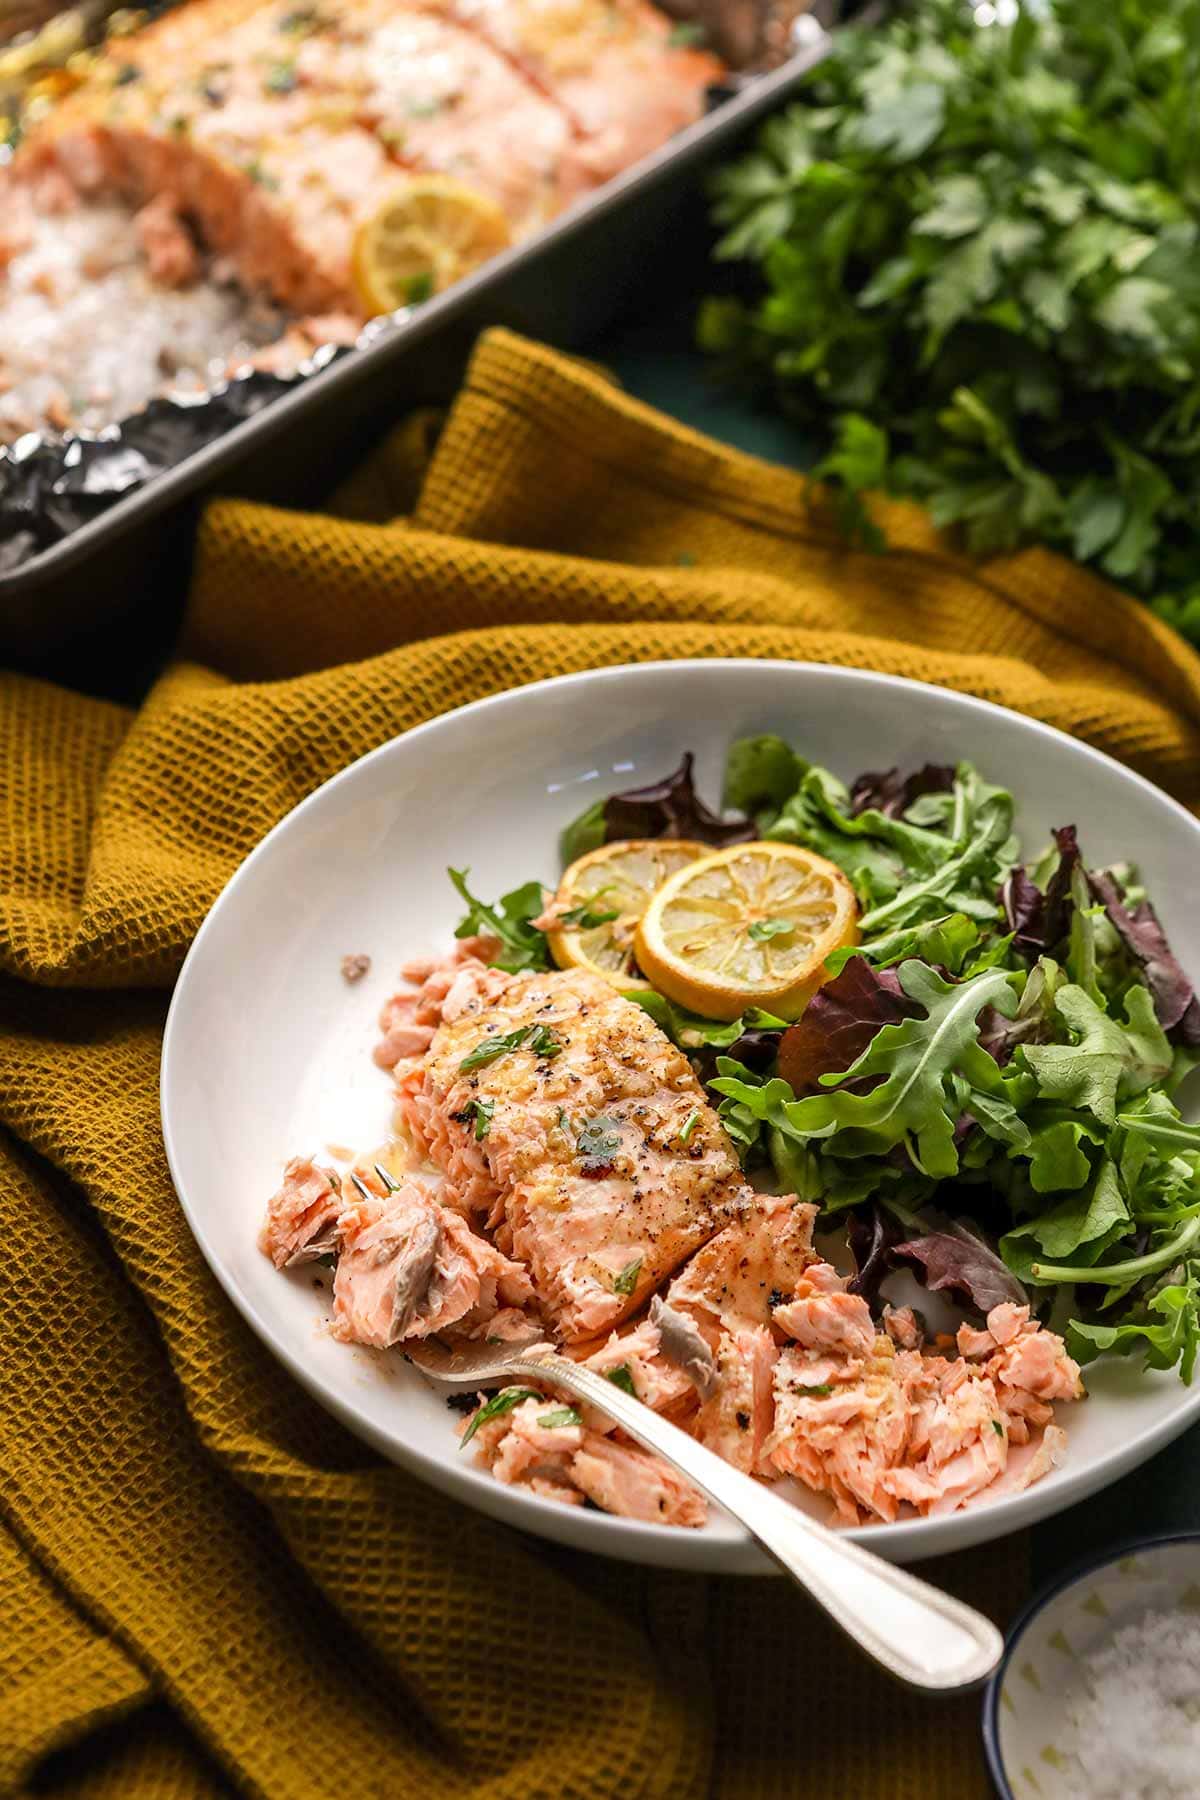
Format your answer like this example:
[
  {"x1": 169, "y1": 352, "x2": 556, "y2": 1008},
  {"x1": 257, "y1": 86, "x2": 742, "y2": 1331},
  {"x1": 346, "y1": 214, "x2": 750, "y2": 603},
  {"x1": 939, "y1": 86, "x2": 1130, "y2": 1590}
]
[
  {"x1": 560, "y1": 799, "x2": 606, "y2": 866},
  {"x1": 723, "y1": 734, "x2": 805, "y2": 817},
  {"x1": 460, "y1": 1388, "x2": 542, "y2": 1445},
  {"x1": 448, "y1": 868, "x2": 550, "y2": 973},
  {"x1": 1001, "y1": 1155, "x2": 1130, "y2": 1277},
  {"x1": 1021, "y1": 982, "x2": 1172, "y2": 1125},
  {"x1": 558, "y1": 902, "x2": 619, "y2": 929},
  {"x1": 713, "y1": 962, "x2": 1017, "y2": 1181},
  {"x1": 1025, "y1": 1110, "x2": 1104, "y2": 1193},
  {"x1": 628, "y1": 990, "x2": 786, "y2": 1052},
  {"x1": 777, "y1": 958, "x2": 920, "y2": 1094},
  {"x1": 1068, "y1": 1267, "x2": 1200, "y2": 1381}
]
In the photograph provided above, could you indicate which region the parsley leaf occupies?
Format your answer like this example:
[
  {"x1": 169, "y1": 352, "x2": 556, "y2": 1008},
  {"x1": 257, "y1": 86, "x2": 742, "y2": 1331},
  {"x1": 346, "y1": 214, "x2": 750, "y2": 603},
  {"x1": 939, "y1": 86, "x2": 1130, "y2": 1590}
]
[
  {"x1": 702, "y1": 0, "x2": 1200, "y2": 648},
  {"x1": 458, "y1": 1024, "x2": 561, "y2": 1073},
  {"x1": 447, "y1": 867, "x2": 551, "y2": 973},
  {"x1": 460, "y1": 1387, "x2": 541, "y2": 1445},
  {"x1": 537, "y1": 1407, "x2": 582, "y2": 1429},
  {"x1": 748, "y1": 918, "x2": 795, "y2": 942},
  {"x1": 605, "y1": 1364, "x2": 637, "y2": 1397},
  {"x1": 612, "y1": 1258, "x2": 643, "y2": 1297}
]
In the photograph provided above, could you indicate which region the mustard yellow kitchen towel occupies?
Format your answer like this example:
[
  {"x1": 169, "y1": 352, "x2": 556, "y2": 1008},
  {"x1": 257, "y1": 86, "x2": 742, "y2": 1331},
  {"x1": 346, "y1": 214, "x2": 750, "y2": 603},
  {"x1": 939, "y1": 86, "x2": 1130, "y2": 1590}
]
[{"x1": 3, "y1": 328, "x2": 1199, "y2": 1800}]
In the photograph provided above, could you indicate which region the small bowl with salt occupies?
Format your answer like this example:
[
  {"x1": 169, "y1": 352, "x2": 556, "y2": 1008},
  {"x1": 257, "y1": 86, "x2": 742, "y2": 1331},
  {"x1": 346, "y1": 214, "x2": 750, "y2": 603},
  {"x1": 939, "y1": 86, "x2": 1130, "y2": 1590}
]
[{"x1": 983, "y1": 1534, "x2": 1200, "y2": 1800}]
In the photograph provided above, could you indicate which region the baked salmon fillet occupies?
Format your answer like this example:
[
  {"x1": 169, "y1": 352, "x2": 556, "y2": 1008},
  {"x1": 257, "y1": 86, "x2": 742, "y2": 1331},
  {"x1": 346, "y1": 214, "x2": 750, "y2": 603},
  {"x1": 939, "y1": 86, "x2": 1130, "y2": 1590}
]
[
  {"x1": 399, "y1": 965, "x2": 750, "y2": 1341},
  {"x1": 17, "y1": 0, "x2": 721, "y2": 314}
]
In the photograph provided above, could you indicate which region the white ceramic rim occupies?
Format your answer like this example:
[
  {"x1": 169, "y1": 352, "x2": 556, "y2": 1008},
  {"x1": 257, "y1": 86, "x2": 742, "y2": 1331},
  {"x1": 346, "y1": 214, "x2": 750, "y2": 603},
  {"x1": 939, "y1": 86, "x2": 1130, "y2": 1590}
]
[{"x1": 161, "y1": 660, "x2": 1200, "y2": 1571}]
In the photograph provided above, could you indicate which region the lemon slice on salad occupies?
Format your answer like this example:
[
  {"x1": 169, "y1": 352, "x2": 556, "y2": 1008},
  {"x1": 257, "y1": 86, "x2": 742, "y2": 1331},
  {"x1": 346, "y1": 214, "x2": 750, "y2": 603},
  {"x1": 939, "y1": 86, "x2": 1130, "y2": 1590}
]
[
  {"x1": 545, "y1": 839, "x2": 709, "y2": 990},
  {"x1": 634, "y1": 841, "x2": 859, "y2": 1021},
  {"x1": 352, "y1": 178, "x2": 512, "y2": 315}
]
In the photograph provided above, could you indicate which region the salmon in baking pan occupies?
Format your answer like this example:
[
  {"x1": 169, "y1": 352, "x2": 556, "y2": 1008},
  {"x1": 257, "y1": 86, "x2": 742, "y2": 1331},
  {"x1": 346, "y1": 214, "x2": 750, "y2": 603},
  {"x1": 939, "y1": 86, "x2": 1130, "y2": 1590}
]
[{"x1": 16, "y1": 0, "x2": 722, "y2": 314}]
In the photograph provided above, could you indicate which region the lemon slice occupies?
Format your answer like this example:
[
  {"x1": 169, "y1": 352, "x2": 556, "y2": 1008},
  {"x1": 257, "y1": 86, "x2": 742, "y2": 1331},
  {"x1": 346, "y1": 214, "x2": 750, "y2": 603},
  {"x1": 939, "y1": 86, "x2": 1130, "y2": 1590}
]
[
  {"x1": 352, "y1": 177, "x2": 512, "y2": 315},
  {"x1": 545, "y1": 839, "x2": 709, "y2": 990},
  {"x1": 634, "y1": 842, "x2": 859, "y2": 1021}
]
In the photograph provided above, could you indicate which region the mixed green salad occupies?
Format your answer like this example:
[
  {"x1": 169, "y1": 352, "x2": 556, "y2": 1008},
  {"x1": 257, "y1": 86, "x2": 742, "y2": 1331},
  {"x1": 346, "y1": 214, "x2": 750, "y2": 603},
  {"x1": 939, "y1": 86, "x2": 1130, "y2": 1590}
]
[{"x1": 452, "y1": 737, "x2": 1200, "y2": 1382}]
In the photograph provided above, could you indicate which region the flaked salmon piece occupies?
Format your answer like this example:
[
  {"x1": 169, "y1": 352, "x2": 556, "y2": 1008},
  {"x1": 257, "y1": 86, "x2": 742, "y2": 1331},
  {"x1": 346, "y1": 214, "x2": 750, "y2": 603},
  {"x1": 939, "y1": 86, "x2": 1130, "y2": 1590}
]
[
  {"x1": 332, "y1": 1178, "x2": 534, "y2": 1348},
  {"x1": 260, "y1": 1155, "x2": 343, "y2": 1268},
  {"x1": 293, "y1": 2, "x2": 582, "y2": 236},
  {"x1": 957, "y1": 1303, "x2": 1085, "y2": 1405},
  {"x1": 573, "y1": 1316, "x2": 696, "y2": 1417},
  {"x1": 769, "y1": 1337, "x2": 917, "y2": 1524},
  {"x1": 468, "y1": 1396, "x2": 577, "y2": 1491},
  {"x1": 413, "y1": 966, "x2": 747, "y2": 1340},
  {"x1": 882, "y1": 1304, "x2": 924, "y2": 1351},
  {"x1": 133, "y1": 193, "x2": 202, "y2": 286},
  {"x1": 879, "y1": 1364, "x2": 1008, "y2": 1518},
  {"x1": 376, "y1": 948, "x2": 507, "y2": 1071},
  {"x1": 663, "y1": 1192, "x2": 820, "y2": 1338},
  {"x1": 692, "y1": 1324, "x2": 777, "y2": 1476},
  {"x1": 773, "y1": 1273, "x2": 876, "y2": 1359},
  {"x1": 465, "y1": 1392, "x2": 703, "y2": 1523},
  {"x1": 451, "y1": 0, "x2": 720, "y2": 182},
  {"x1": 569, "y1": 1432, "x2": 706, "y2": 1526}
]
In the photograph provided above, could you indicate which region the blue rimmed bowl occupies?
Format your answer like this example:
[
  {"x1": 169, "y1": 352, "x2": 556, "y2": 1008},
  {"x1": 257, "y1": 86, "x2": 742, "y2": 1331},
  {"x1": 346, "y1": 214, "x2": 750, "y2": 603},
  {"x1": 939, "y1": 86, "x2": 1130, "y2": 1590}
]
[{"x1": 983, "y1": 1532, "x2": 1200, "y2": 1797}]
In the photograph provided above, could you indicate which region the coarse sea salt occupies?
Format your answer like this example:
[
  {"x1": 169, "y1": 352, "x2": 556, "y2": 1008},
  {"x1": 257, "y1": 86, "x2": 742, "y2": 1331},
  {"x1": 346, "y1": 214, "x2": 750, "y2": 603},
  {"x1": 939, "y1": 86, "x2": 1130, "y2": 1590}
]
[{"x1": 1056, "y1": 1605, "x2": 1200, "y2": 1800}]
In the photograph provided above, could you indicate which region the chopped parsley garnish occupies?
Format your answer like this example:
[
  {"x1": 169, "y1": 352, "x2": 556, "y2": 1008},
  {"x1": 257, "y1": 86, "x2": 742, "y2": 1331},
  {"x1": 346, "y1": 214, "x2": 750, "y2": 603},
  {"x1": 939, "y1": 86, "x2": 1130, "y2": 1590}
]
[
  {"x1": 404, "y1": 271, "x2": 435, "y2": 306},
  {"x1": 558, "y1": 901, "x2": 620, "y2": 929},
  {"x1": 796, "y1": 1383, "x2": 833, "y2": 1398},
  {"x1": 447, "y1": 867, "x2": 551, "y2": 972},
  {"x1": 679, "y1": 1109, "x2": 701, "y2": 1146},
  {"x1": 538, "y1": 1406, "x2": 582, "y2": 1429},
  {"x1": 114, "y1": 63, "x2": 142, "y2": 85},
  {"x1": 168, "y1": 115, "x2": 190, "y2": 136},
  {"x1": 455, "y1": 1097, "x2": 495, "y2": 1140},
  {"x1": 605, "y1": 1364, "x2": 637, "y2": 1397},
  {"x1": 264, "y1": 61, "x2": 298, "y2": 94},
  {"x1": 244, "y1": 158, "x2": 279, "y2": 188},
  {"x1": 458, "y1": 1023, "x2": 561, "y2": 1073},
  {"x1": 459, "y1": 1386, "x2": 541, "y2": 1445},
  {"x1": 277, "y1": 5, "x2": 323, "y2": 31},
  {"x1": 748, "y1": 917, "x2": 794, "y2": 942},
  {"x1": 576, "y1": 1115, "x2": 622, "y2": 1174},
  {"x1": 612, "y1": 1257, "x2": 643, "y2": 1298},
  {"x1": 992, "y1": 1419, "x2": 1005, "y2": 1436}
]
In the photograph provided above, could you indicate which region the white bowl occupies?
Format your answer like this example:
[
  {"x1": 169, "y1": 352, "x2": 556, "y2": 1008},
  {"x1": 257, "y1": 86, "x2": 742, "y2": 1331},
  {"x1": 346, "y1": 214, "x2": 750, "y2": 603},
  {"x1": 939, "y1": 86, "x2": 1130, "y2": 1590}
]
[
  {"x1": 161, "y1": 660, "x2": 1200, "y2": 1573},
  {"x1": 983, "y1": 1534, "x2": 1200, "y2": 1797}
]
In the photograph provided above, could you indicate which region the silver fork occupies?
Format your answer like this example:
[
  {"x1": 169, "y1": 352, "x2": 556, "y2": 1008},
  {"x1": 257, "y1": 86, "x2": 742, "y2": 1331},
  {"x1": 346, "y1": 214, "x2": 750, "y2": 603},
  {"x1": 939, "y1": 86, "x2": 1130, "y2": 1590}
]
[{"x1": 356, "y1": 1171, "x2": 1004, "y2": 1692}]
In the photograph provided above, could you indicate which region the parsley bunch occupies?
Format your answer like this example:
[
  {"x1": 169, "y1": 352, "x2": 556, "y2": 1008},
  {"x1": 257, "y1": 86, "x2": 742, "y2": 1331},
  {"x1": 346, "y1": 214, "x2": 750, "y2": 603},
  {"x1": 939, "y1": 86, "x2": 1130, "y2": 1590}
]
[{"x1": 700, "y1": 0, "x2": 1200, "y2": 641}]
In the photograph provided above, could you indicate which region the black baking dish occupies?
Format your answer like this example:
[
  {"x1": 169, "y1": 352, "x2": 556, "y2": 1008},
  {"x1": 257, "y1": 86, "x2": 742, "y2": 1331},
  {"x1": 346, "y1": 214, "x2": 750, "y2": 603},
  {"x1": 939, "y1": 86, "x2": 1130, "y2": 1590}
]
[{"x1": 0, "y1": 26, "x2": 840, "y2": 660}]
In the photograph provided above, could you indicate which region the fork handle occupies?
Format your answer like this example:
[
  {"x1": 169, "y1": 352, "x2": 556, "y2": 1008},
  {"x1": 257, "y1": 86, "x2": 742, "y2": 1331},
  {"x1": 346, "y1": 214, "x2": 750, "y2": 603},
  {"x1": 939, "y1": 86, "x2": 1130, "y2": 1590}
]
[{"x1": 507, "y1": 1352, "x2": 1003, "y2": 1694}]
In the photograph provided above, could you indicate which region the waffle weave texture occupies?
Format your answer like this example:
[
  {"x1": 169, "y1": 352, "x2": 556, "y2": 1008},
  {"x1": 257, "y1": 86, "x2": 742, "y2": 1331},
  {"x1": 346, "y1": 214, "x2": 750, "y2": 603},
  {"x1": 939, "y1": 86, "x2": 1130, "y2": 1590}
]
[{"x1": 3, "y1": 329, "x2": 1200, "y2": 1800}]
